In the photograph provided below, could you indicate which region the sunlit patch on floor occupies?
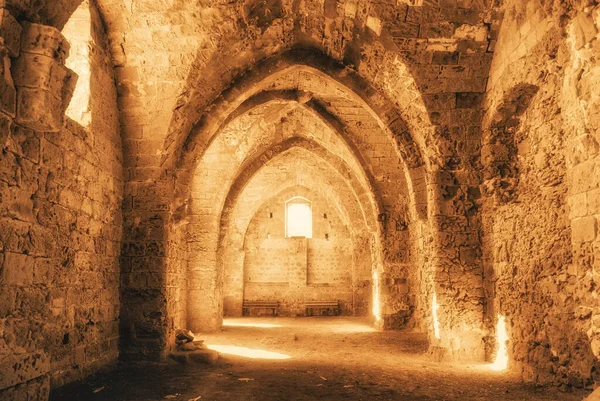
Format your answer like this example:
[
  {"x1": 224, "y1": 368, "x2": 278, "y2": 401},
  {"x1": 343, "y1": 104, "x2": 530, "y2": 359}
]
[
  {"x1": 206, "y1": 344, "x2": 292, "y2": 359},
  {"x1": 223, "y1": 321, "x2": 283, "y2": 328},
  {"x1": 332, "y1": 323, "x2": 377, "y2": 333}
]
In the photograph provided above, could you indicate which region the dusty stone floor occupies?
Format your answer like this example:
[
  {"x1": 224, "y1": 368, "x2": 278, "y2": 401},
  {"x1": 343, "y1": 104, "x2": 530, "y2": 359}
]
[{"x1": 51, "y1": 317, "x2": 590, "y2": 401}]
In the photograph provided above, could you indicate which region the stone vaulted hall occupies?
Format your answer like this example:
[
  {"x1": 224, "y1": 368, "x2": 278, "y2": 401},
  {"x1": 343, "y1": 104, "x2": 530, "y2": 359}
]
[{"x1": 1, "y1": 0, "x2": 600, "y2": 400}]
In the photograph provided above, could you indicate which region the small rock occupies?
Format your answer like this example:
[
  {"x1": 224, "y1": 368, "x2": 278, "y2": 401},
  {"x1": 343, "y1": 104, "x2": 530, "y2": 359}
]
[{"x1": 180, "y1": 342, "x2": 198, "y2": 352}]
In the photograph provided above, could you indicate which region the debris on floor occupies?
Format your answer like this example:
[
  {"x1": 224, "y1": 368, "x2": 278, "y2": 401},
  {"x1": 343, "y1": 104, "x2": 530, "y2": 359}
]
[
  {"x1": 175, "y1": 329, "x2": 197, "y2": 346},
  {"x1": 169, "y1": 329, "x2": 219, "y2": 365}
]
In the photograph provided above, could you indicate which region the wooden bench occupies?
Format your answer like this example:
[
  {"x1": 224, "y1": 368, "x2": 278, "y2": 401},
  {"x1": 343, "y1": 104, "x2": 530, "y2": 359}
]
[
  {"x1": 304, "y1": 301, "x2": 340, "y2": 316},
  {"x1": 242, "y1": 300, "x2": 280, "y2": 316}
]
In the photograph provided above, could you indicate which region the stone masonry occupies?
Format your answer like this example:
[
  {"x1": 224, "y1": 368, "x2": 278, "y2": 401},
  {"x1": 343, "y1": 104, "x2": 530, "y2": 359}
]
[{"x1": 1, "y1": 0, "x2": 600, "y2": 399}]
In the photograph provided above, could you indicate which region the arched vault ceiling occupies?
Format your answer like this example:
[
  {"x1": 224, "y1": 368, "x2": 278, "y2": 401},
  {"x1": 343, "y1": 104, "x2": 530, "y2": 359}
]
[
  {"x1": 183, "y1": 69, "x2": 415, "y2": 228},
  {"x1": 176, "y1": 63, "x2": 425, "y2": 173},
  {"x1": 187, "y1": 100, "x2": 381, "y2": 223},
  {"x1": 221, "y1": 136, "x2": 380, "y2": 235},
  {"x1": 90, "y1": 1, "x2": 501, "y2": 175}
]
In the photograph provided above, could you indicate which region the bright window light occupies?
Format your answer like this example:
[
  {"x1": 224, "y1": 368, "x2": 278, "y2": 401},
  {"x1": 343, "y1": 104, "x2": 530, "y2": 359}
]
[
  {"x1": 63, "y1": 1, "x2": 91, "y2": 126},
  {"x1": 285, "y1": 197, "x2": 312, "y2": 238}
]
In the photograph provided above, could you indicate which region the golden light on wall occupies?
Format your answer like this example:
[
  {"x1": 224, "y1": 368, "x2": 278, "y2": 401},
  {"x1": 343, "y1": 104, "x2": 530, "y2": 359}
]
[
  {"x1": 432, "y1": 292, "x2": 441, "y2": 340},
  {"x1": 372, "y1": 272, "x2": 381, "y2": 321},
  {"x1": 490, "y1": 315, "x2": 509, "y2": 371}
]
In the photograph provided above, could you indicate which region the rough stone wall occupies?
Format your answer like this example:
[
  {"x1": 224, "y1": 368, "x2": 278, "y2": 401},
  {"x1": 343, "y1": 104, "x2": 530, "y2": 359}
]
[
  {"x1": 564, "y1": 1, "x2": 600, "y2": 388},
  {"x1": 0, "y1": 2, "x2": 122, "y2": 398},
  {"x1": 482, "y1": 0, "x2": 600, "y2": 387}
]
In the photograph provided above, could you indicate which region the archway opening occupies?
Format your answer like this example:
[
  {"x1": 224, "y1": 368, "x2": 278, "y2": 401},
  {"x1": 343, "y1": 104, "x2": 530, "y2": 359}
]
[{"x1": 167, "y1": 53, "x2": 430, "y2": 341}]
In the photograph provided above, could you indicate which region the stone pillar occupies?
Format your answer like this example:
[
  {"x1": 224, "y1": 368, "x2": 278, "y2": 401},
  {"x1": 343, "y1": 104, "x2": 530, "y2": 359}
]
[
  {"x1": 120, "y1": 181, "x2": 170, "y2": 360},
  {"x1": 222, "y1": 247, "x2": 245, "y2": 316},
  {"x1": 290, "y1": 237, "x2": 308, "y2": 315},
  {"x1": 377, "y1": 214, "x2": 413, "y2": 330},
  {"x1": 430, "y1": 167, "x2": 485, "y2": 361},
  {"x1": 187, "y1": 215, "x2": 223, "y2": 332}
]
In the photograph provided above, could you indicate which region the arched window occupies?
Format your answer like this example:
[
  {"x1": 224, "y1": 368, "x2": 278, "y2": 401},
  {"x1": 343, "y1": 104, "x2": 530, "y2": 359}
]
[{"x1": 285, "y1": 197, "x2": 312, "y2": 238}]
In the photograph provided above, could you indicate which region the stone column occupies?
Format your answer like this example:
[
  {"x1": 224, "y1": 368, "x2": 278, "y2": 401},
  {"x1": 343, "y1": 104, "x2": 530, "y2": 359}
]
[
  {"x1": 290, "y1": 237, "x2": 308, "y2": 315},
  {"x1": 430, "y1": 166, "x2": 485, "y2": 361}
]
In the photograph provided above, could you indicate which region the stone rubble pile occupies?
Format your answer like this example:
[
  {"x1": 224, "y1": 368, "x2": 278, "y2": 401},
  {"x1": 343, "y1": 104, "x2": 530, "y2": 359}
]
[
  {"x1": 168, "y1": 329, "x2": 219, "y2": 365},
  {"x1": 175, "y1": 329, "x2": 207, "y2": 352}
]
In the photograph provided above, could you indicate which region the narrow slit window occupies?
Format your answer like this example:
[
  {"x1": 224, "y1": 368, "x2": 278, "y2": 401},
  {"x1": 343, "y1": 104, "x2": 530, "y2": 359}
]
[{"x1": 285, "y1": 197, "x2": 312, "y2": 238}]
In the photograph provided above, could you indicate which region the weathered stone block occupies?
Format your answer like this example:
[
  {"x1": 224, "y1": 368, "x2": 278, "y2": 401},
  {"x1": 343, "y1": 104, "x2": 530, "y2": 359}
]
[
  {"x1": 569, "y1": 193, "x2": 587, "y2": 218},
  {"x1": 15, "y1": 86, "x2": 71, "y2": 132},
  {"x1": 587, "y1": 188, "x2": 600, "y2": 216},
  {"x1": 571, "y1": 12, "x2": 598, "y2": 50},
  {"x1": 1, "y1": 251, "x2": 34, "y2": 285},
  {"x1": 0, "y1": 108, "x2": 10, "y2": 145},
  {"x1": 0, "y1": 43, "x2": 15, "y2": 117},
  {"x1": 9, "y1": 124, "x2": 38, "y2": 162},
  {"x1": 572, "y1": 216, "x2": 598, "y2": 244},
  {"x1": 0, "y1": 9, "x2": 20, "y2": 56},
  {"x1": 456, "y1": 92, "x2": 484, "y2": 108},
  {"x1": 593, "y1": 240, "x2": 600, "y2": 276},
  {"x1": 11, "y1": 52, "x2": 55, "y2": 90},
  {"x1": 19, "y1": 22, "x2": 70, "y2": 63},
  {"x1": 11, "y1": 22, "x2": 76, "y2": 132},
  {"x1": 13, "y1": 53, "x2": 76, "y2": 98},
  {"x1": 0, "y1": 352, "x2": 49, "y2": 389},
  {"x1": 0, "y1": 375, "x2": 50, "y2": 401}
]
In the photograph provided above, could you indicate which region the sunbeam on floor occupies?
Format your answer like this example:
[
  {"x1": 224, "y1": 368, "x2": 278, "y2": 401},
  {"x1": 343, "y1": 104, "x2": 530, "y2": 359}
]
[{"x1": 206, "y1": 344, "x2": 291, "y2": 359}]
